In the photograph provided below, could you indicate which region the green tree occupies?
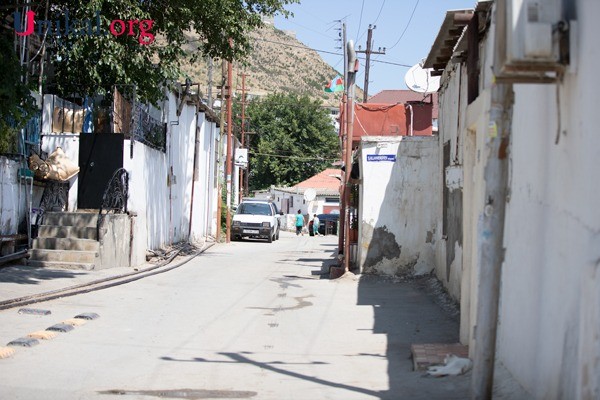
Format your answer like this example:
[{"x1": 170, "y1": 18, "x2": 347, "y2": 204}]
[
  {"x1": 0, "y1": 32, "x2": 36, "y2": 153},
  {"x1": 246, "y1": 93, "x2": 339, "y2": 190},
  {"x1": 28, "y1": 0, "x2": 296, "y2": 103}
]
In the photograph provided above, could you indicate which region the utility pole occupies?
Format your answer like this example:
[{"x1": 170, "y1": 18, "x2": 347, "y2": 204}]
[
  {"x1": 344, "y1": 40, "x2": 358, "y2": 272},
  {"x1": 207, "y1": 56, "x2": 213, "y2": 108},
  {"x1": 225, "y1": 49, "x2": 234, "y2": 243},
  {"x1": 216, "y1": 59, "x2": 227, "y2": 242},
  {"x1": 470, "y1": 3, "x2": 514, "y2": 397},
  {"x1": 356, "y1": 25, "x2": 386, "y2": 102},
  {"x1": 338, "y1": 21, "x2": 347, "y2": 256}
]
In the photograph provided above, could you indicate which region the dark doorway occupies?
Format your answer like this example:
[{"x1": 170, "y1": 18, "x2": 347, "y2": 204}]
[{"x1": 78, "y1": 134, "x2": 124, "y2": 209}]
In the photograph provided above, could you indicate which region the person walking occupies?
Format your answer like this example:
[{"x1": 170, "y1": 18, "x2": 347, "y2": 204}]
[
  {"x1": 312, "y1": 214, "x2": 320, "y2": 236},
  {"x1": 295, "y1": 209, "x2": 305, "y2": 236}
]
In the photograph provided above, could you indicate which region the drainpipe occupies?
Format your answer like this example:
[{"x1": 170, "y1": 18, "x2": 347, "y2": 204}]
[
  {"x1": 470, "y1": 3, "x2": 514, "y2": 397},
  {"x1": 407, "y1": 104, "x2": 414, "y2": 136}
]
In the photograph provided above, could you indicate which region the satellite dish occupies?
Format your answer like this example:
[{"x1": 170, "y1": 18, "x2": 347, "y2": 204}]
[
  {"x1": 303, "y1": 188, "x2": 316, "y2": 202},
  {"x1": 404, "y1": 63, "x2": 440, "y2": 94}
]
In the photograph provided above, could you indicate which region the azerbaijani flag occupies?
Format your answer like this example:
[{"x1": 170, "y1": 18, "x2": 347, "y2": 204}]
[{"x1": 324, "y1": 75, "x2": 344, "y2": 93}]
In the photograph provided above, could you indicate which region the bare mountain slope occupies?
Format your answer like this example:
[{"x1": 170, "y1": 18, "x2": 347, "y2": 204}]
[{"x1": 181, "y1": 25, "x2": 361, "y2": 107}]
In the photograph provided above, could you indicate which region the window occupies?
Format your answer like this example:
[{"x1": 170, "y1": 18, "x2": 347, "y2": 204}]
[{"x1": 237, "y1": 203, "x2": 273, "y2": 216}]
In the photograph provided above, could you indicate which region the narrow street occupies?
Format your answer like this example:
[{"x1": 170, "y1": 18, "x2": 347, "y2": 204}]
[{"x1": 0, "y1": 232, "x2": 468, "y2": 399}]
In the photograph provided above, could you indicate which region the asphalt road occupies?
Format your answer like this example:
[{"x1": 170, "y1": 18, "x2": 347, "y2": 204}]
[{"x1": 0, "y1": 231, "x2": 469, "y2": 399}]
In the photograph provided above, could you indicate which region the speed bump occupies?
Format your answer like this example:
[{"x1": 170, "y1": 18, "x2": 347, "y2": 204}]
[
  {"x1": 28, "y1": 330, "x2": 58, "y2": 340},
  {"x1": 62, "y1": 318, "x2": 87, "y2": 326},
  {"x1": 46, "y1": 323, "x2": 74, "y2": 333},
  {"x1": 7, "y1": 337, "x2": 39, "y2": 347},
  {"x1": 74, "y1": 312, "x2": 100, "y2": 320},
  {"x1": 0, "y1": 347, "x2": 15, "y2": 359}
]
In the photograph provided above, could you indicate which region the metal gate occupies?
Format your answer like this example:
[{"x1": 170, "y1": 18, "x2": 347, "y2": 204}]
[{"x1": 78, "y1": 134, "x2": 124, "y2": 209}]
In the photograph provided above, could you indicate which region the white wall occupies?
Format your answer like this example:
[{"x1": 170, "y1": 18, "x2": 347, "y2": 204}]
[
  {"x1": 125, "y1": 91, "x2": 218, "y2": 256},
  {"x1": 166, "y1": 93, "x2": 196, "y2": 243},
  {"x1": 435, "y1": 63, "x2": 469, "y2": 303},
  {"x1": 496, "y1": 8, "x2": 600, "y2": 395},
  {"x1": 123, "y1": 139, "x2": 169, "y2": 256},
  {"x1": 0, "y1": 157, "x2": 25, "y2": 235},
  {"x1": 189, "y1": 112, "x2": 219, "y2": 240},
  {"x1": 448, "y1": 1, "x2": 600, "y2": 397},
  {"x1": 358, "y1": 136, "x2": 441, "y2": 275}
]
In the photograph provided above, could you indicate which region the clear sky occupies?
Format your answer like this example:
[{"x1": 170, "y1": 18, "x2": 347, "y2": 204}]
[{"x1": 274, "y1": 0, "x2": 475, "y2": 96}]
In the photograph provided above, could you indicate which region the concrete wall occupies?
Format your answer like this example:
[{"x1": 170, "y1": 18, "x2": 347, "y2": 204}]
[
  {"x1": 124, "y1": 91, "x2": 219, "y2": 262},
  {"x1": 123, "y1": 139, "x2": 168, "y2": 260},
  {"x1": 434, "y1": 1, "x2": 600, "y2": 397},
  {"x1": 0, "y1": 157, "x2": 26, "y2": 235},
  {"x1": 435, "y1": 63, "x2": 469, "y2": 304},
  {"x1": 166, "y1": 92, "x2": 196, "y2": 244},
  {"x1": 98, "y1": 214, "x2": 131, "y2": 269},
  {"x1": 189, "y1": 112, "x2": 218, "y2": 241},
  {"x1": 358, "y1": 136, "x2": 441, "y2": 275},
  {"x1": 272, "y1": 190, "x2": 335, "y2": 218},
  {"x1": 495, "y1": 2, "x2": 600, "y2": 393}
]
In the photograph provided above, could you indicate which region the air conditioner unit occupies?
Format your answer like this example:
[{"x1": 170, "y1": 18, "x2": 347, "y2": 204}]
[{"x1": 495, "y1": 0, "x2": 574, "y2": 83}]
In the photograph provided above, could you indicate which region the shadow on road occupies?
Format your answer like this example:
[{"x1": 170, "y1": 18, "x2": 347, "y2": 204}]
[
  {"x1": 0, "y1": 264, "x2": 85, "y2": 285},
  {"x1": 357, "y1": 275, "x2": 470, "y2": 399},
  {"x1": 161, "y1": 352, "x2": 382, "y2": 398}
]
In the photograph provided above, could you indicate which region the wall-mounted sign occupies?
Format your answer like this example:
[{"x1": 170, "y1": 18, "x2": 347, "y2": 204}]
[{"x1": 367, "y1": 154, "x2": 396, "y2": 162}]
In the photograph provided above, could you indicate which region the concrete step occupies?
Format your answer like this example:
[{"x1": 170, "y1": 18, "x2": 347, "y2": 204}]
[
  {"x1": 33, "y1": 237, "x2": 100, "y2": 252},
  {"x1": 43, "y1": 212, "x2": 99, "y2": 228},
  {"x1": 37, "y1": 225, "x2": 98, "y2": 240},
  {"x1": 30, "y1": 249, "x2": 98, "y2": 264},
  {"x1": 27, "y1": 260, "x2": 95, "y2": 271}
]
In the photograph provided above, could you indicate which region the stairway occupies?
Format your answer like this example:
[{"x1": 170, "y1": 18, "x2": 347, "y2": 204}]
[{"x1": 29, "y1": 212, "x2": 100, "y2": 270}]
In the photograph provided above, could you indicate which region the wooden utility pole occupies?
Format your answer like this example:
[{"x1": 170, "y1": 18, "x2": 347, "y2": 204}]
[
  {"x1": 356, "y1": 25, "x2": 386, "y2": 103},
  {"x1": 338, "y1": 21, "x2": 347, "y2": 256},
  {"x1": 344, "y1": 40, "x2": 358, "y2": 272}
]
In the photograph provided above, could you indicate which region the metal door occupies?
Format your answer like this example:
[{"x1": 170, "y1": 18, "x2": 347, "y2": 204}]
[{"x1": 78, "y1": 134, "x2": 124, "y2": 209}]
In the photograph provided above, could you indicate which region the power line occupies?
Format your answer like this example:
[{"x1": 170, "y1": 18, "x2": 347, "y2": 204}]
[
  {"x1": 355, "y1": 0, "x2": 365, "y2": 40},
  {"x1": 285, "y1": 20, "x2": 337, "y2": 40},
  {"x1": 387, "y1": 0, "x2": 420, "y2": 50},
  {"x1": 373, "y1": 0, "x2": 386, "y2": 25}
]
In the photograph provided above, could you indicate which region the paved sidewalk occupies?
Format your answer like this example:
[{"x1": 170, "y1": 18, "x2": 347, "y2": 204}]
[{"x1": 0, "y1": 263, "x2": 137, "y2": 303}]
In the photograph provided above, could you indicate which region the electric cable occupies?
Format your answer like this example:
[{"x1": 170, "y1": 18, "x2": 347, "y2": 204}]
[{"x1": 387, "y1": 0, "x2": 420, "y2": 50}]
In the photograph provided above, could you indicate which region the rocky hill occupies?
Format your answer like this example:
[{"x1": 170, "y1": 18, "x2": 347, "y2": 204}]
[{"x1": 180, "y1": 25, "x2": 362, "y2": 107}]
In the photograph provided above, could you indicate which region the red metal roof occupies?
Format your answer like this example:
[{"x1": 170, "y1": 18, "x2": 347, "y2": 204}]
[
  {"x1": 294, "y1": 168, "x2": 341, "y2": 192},
  {"x1": 368, "y1": 90, "x2": 438, "y2": 119}
]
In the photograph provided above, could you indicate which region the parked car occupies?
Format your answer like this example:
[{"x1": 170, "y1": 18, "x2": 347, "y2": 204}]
[
  {"x1": 232, "y1": 199, "x2": 283, "y2": 243},
  {"x1": 317, "y1": 213, "x2": 339, "y2": 235}
]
